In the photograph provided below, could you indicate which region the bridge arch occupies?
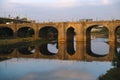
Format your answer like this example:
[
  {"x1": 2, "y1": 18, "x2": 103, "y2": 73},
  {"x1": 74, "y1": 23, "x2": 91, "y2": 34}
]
[
  {"x1": 0, "y1": 26, "x2": 14, "y2": 38},
  {"x1": 115, "y1": 25, "x2": 120, "y2": 53},
  {"x1": 115, "y1": 25, "x2": 120, "y2": 38},
  {"x1": 86, "y1": 24, "x2": 109, "y2": 57},
  {"x1": 17, "y1": 26, "x2": 34, "y2": 38},
  {"x1": 66, "y1": 27, "x2": 76, "y2": 55},
  {"x1": 39, "y1": 26, "x2": 58, "y2": 40}
]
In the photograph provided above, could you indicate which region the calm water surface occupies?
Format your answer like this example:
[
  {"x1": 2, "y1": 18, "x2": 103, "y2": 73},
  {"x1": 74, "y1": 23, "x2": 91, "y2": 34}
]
[
  {"x1": 0, "y1": 58, "x2": 112, "y2": 80},
  {"x1": 0, "y1": 38, "x2": 119, "y2": 80}
]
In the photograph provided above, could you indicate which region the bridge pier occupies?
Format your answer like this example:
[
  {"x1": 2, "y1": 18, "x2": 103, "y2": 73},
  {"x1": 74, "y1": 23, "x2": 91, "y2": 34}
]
[
  {"x1": 57, "y1": 42, "x2": 66, "y2": 60},
  {"x1": 11, "y1": 25, "x2": 18, "y2": 38},
  {"x1": 34, "y1": 24, "x2": 39, "y2": 40},
  {"x1": 75, "y1": 23, "x2": 84, "y2": 41},
  {"x1": 58, "y1": 23, "x2": 66, "y2": 42},
  {"x1": 109, "y1": 25, "x2": 116, "y2": 60}
]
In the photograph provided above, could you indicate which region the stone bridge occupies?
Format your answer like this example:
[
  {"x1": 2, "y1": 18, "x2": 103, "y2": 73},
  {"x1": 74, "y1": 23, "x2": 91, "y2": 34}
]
[{"x1": 0, "y1": 20, "x2": 120, "y2": 61}]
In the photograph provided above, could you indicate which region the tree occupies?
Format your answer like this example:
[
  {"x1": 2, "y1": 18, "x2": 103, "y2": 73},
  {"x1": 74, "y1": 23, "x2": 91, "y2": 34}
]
[
  {"x1": 16, "y1": 16, "x2": 20, "y2": 20},
  {"x1": 98, "y1": 51, "x2": 120, "y2": 80},
  {"x1": 112, "y1": 51, "x2": 120, "y2": 68},
  {"x1": 21, "y1": 17, "x2": 27, "y2": 21}
]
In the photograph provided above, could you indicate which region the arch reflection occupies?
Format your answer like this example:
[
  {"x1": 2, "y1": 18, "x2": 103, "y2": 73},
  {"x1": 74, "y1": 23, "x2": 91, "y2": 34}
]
[
  {"x1": 0, "y1": 45, "x2": 13, "y2": 54},
  {"x1": 18, "y1": 46, "x2": 35, "y2": 55},
  {"x1": 39, "y1": 42, "x2": 58, "y2": 55}
]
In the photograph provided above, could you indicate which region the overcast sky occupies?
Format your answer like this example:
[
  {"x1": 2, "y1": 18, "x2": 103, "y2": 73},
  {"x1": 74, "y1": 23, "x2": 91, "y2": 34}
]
[{"x1": 0, "y1": 0, "x2": 120, "y2": 22}]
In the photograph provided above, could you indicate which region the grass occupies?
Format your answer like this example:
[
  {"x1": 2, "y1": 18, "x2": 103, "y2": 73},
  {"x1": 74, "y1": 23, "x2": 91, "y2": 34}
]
[
  {"x1": 0, "y1": 37, "x2": 34, "y2": 45},
  {"x1": 0, "y1": 38, "x2": 49, "y2": 50}
]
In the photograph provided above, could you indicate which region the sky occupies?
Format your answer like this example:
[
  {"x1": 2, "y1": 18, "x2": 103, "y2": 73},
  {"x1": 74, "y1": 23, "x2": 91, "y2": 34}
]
[{"x1": 0, "y1": 0, "x2": 120, "y2": 22}]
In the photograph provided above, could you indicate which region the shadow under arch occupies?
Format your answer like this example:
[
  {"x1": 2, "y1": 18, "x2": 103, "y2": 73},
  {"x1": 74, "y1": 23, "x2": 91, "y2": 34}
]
[
  {"x1": 0, "y1": 26, "x2": 14, "y2": 39},
  {"x1": 66, "y1": 27, "x2": 76, "y2": 55},
  {"x1": 115, "y1": 26, "x2": 120, "y2": 53},
  {"x1": 17, "y1": 27, "x2": 34, "y2": 38},
  {"x1": 86, "y1": 25, "x2": 109, "y2": 57},
  {"x1": 39, "y1": 26, "x2": 58, "y2": 41}
]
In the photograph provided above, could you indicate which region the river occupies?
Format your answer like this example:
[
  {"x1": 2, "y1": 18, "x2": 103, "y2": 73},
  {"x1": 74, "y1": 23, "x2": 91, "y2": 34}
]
[{"x1": 0, "y1": 38, "x2": 119, "y2": 80}]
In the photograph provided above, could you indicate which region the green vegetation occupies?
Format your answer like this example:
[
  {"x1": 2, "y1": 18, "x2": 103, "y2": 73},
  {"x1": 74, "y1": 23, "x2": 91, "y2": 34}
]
[
  {"x1": 0, "y1": 39, "x2": 48, "y2": 55},
  {"x1": 98, "y1": 51, "x2": 120, "y2": 80},
  {"x1": 91, "y1": 27, "x2": 108, "y2": 34},
  {"x1": 0, "y1": 38, "x2": 47, "y2": 46},
  {"x1": 91, "y1": 27, "x2": 109, "y2": 38},
  {"x1": 0, "y1": 37, "x2": 34, "y2": 45},
  {"x1": 112, "y1": 51, "x2": 120, "y2": 68},
  {"x1": 99, "y1": 68, "x2": 120, "y2": 80}
]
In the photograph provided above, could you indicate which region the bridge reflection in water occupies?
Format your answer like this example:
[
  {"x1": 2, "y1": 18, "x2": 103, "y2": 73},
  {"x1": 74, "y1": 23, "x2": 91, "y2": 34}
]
[
  {"x1": 0, "y1": 20, "x2": 120, "y2": 61},
  {"x1": 0, "y1": 38, "x2": 119, "y2": 61}
]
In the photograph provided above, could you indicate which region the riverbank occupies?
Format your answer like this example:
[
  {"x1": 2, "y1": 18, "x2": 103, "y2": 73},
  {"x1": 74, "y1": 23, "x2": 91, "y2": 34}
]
[
  {"x1": 0, "y1": 38, "x2": 36, "y2": 45},
  {"x1": 99, "y1": 68, "x2": 120, "y2": 80},
  {"x1": 0, "y1": 38, "x2": 51, "y2": 51}
]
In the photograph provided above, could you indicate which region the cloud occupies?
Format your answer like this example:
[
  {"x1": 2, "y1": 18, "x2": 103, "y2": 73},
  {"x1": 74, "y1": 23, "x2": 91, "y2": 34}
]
[
  {"x1": 3, "y1": 0, "x2": 120, "y2": 9},
  {"x1": 8, "y1": 0, "x2": 78, "y2": 8},
  {"x1": 19, "y1": 68, "x2": 96, "y2": 80},
  {"x1": 0, "y1": 0, "x2": 21, "y2": 9},
  {"x1": 54, "y1": 0, "x2": 78, "y2": 8},
  {"x1": 103, "y1": 0, "x2": 110, "y2": 5},
  {"x1": 77, "y1": 0, "x2": 112, "y2": 6}
]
